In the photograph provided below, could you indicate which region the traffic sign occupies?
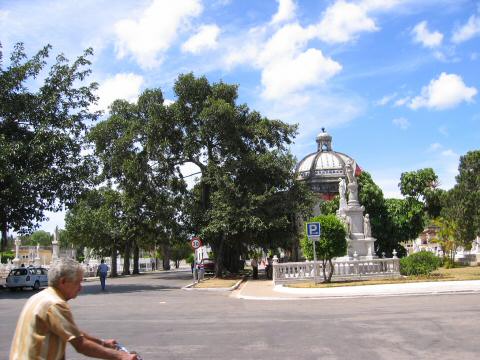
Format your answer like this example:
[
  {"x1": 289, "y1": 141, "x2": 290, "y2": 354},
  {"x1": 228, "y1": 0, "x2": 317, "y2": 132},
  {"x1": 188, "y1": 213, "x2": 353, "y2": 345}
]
[
  {"x1": 306, "y1": 222, "x2": 321, "y2": 238},
  {"x1": 190, "y1": 236, "x2": 203, "y2": 249}
]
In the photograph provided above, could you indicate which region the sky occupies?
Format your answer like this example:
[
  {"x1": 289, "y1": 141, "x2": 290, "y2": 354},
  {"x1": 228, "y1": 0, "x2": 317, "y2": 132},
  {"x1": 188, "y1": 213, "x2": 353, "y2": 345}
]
[{"x1": 1, "y1": 0, "x2": 479, "y2": 234}]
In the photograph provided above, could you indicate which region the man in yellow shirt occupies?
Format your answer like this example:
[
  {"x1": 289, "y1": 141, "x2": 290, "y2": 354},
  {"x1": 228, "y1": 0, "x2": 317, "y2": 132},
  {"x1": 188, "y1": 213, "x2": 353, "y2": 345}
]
[{"x1": 10, "y1": 258, "x2": 137, "y2": 360}]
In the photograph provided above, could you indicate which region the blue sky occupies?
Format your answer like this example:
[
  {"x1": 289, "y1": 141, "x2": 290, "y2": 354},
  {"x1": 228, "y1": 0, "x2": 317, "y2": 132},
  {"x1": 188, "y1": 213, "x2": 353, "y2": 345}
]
[{"x1": 1, "y1": 0, "x2": 479, "y2": 234}]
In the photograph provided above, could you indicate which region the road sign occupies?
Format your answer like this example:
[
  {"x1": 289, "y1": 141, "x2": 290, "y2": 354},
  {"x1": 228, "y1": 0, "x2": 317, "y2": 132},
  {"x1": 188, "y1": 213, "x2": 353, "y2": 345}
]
[
  {"x1": 190, "y1": 237, "x2": 203, "y2": 249},
  {"x1": 306, "y1": 222, "x2": 321, "y2": 238}
]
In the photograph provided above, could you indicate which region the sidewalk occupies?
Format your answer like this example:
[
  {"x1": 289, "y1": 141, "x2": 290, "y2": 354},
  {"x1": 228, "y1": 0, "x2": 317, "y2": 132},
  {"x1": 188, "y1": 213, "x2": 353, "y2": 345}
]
[{"x1": 233, "y1": 279, "x2": 480, "y2": 300}]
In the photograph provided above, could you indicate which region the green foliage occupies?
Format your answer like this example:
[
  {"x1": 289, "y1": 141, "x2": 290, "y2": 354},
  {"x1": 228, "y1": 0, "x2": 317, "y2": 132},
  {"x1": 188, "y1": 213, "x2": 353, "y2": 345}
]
[
  {"x1": 358, "y1": 171, "x2": 408, "y2": 257},
  {"x1": 300, "y1": 214, "x2": 347, "y2": 282},
  {"x1": 431, "y1": 217, "x2": 462, "y2": 267},
  {"x1": 399, "y1": 251, "x2": 441, "y2": 276},
  {"x1": 64, "y1": 188, "x2": 123, "y2": 257},
  {"x1": 170, "y1": 241, "x2": 193, "y2": 263},
  {"x1": 400, "y1": 168, "x2": 438, "y2": 199},
  {"x1": 22, "y1": 230, "x2": 52, "y2": 246},
  {"x1": 442, "y1": 150, "x2": 480, "y2": 244},
  {"x1": 320, "y1": 196, "x2": 339, "y2": 215},
  {"x1": 0, "y1": 250, "x2": 14, "y2": 263},
  {"x1": 0, "y1": 43, "x2": 99, "y2": 250},
  {"x1": 161, "y1": 73, "x2": 310, "y2": 275},
  {"x1": 400, "y1": 168, "x2": 443, "y2": 219}
]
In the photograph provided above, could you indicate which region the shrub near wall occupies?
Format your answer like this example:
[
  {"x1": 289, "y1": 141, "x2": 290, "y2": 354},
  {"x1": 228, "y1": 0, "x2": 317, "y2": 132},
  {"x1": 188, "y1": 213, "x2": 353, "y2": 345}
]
[{"x1": 400, "y1": 251, "x2": 441, "y2": 276}]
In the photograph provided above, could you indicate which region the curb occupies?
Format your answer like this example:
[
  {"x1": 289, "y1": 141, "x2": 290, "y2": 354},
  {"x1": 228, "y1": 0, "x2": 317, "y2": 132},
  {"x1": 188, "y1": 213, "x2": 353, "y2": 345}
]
[
  {"x1": 183, "y1": 277, "x2": 246, "y2": 292},
  {"x1": 233, "y1": 279, "x2": 480, "y2": 300}
]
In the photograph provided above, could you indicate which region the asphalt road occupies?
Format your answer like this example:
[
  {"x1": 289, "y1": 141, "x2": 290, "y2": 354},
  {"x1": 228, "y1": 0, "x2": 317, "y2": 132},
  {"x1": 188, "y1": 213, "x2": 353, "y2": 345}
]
[{"x1": 1, "y1": 271, "x2": 480, "y2": 360}]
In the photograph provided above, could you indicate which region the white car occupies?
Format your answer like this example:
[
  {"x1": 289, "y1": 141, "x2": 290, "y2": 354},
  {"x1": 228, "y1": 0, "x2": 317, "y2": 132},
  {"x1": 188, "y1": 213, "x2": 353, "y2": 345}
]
[{"x1": 6, "y1": 267, "x2": 49, "y2": 291}]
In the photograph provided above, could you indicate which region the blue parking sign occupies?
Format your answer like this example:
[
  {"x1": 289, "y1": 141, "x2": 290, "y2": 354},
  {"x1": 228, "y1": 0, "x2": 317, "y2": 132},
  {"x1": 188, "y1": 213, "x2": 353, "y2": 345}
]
[{"x1": 306, "y1": 222, "x2": 321, "y2": 237}]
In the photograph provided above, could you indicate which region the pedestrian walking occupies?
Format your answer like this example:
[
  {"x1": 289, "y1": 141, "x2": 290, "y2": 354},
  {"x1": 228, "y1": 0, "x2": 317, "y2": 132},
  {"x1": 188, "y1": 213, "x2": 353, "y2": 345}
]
[
  {"x1": 10, "y1": 258, "x2": 137, "y2": 360},
  {"x1": 98, "y1": 259, "x2": 109, "y2": 291}
]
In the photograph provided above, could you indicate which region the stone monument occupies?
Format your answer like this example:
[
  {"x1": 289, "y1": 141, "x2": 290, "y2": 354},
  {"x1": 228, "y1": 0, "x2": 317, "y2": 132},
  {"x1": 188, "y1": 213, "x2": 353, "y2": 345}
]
[
  {"x1": 339, "y1": 163, "x2": 376, "y2": 259},
  {"x1": 51, "y1": 226, "x2": 60, "y2": 263},
  {"x1": 13, "y1": 237, "x2": 21, "y2": 268}
]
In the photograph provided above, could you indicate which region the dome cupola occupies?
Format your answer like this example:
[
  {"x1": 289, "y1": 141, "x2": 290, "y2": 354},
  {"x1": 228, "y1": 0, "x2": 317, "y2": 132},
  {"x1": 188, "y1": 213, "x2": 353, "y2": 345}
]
[
  {"x1": 296, "y1": 129, "x2": 361, "y2": 200},
  {"x1": 316, "y1": 128, "x2": 332, "y2": 151}
]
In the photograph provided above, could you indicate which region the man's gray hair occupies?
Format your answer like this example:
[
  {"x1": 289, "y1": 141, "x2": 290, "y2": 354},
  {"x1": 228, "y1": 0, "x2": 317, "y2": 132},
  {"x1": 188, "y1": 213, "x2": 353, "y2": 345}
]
[{"x1": 48, "y1": 258, "x2": 84, "y2": 287}]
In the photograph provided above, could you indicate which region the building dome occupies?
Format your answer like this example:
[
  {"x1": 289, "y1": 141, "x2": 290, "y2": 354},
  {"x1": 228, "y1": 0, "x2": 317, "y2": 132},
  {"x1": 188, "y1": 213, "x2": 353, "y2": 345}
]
[{"x1": 296, "y1": 128, "x2": 361, "y2": 200}]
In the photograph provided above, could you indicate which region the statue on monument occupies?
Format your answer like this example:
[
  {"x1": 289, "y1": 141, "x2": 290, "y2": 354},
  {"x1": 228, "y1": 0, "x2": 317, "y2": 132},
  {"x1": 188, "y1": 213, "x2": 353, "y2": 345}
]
[
  {"x1": 345, "y1": 160, "x2": 359, "y2": 205},
  {"x1": 338, "y1": 177, "x2": 347, "y2": 210},
  {"x1": 364, "y1": 214, "x2": 371, "y2": 238}
]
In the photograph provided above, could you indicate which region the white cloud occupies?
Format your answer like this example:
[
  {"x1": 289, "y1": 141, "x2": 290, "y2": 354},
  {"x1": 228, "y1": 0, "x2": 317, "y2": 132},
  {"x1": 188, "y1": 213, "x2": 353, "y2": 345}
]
[
  {"x1": 409, "y1": 73, "x2": 477, "y2": 110},
  {"x1": 182, "y1": 24, "x2": 220, "y2": 54},
  {"x1": 392, "y1": 117, "x2": 410, "y2": 130},
  {"x1": 315, "y1": 0, "x2": 378, "y2": 44},
  {"x1": 394, "y1": 97, "x2": 410, "y2": 107},
  {"x1": 114, "y1": 0, "x2": 202, "y2": 68},
  {"x1": 411, "y1": 21, "x2": 443, "y2": 48},
  {"x1": 93, "y1": 73, "x2": 144, "y2": 112},
  {"x1": 270, "y1": 0, "x2": 297, "y2": 25},
  {"x1": 261, "y1": 49, "x2": 342, "y2": 99},
  {"x1": 427, "y1": 143, "x2": 442, "y2": 152},
  {"x1": 376, "y1": 93, "x2": 397, "y2": 106},
  {"x1": 441, "y1": 149, "x2": 458, "y2": 157},
  {"x1": 452, "y1": 13, "x2": 480, "y2": 43}
]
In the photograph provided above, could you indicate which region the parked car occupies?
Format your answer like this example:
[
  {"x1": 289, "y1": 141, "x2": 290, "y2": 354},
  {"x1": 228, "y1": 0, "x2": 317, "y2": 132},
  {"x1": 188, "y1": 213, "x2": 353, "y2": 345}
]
[
  {"x1": 5, "y1": 267, "x2": 49, "y2": 291},
  {"x1": 197, "y1": 258, "x2": 215, "y2": 274}
]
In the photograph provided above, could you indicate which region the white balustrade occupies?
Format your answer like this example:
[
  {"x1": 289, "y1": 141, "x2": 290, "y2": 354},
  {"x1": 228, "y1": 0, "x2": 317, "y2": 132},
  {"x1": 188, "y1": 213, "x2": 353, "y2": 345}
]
[{"x1": 273, "y1": 258, "x2": 400, "y2": 285}]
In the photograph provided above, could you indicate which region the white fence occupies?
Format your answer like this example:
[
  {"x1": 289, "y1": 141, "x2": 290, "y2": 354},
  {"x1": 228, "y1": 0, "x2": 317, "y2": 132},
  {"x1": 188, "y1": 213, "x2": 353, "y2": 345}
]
[{"x1": 273, "y1": 258, "x2": 400, "y2": 285}]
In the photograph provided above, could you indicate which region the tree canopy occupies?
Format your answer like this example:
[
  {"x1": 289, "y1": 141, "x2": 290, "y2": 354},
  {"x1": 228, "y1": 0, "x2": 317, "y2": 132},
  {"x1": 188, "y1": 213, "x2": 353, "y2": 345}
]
[
  {"x1": 300, "y1": 214, "x2": 347, "y2": 282},
  {"x1": 0, "y1": 43, "x2": 99, "y2": 250}
]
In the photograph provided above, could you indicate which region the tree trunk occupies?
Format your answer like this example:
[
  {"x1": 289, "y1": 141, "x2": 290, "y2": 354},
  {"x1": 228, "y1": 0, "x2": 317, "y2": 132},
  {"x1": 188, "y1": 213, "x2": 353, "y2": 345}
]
[
  {"x1": 110, "y1": 246, "x2": 118, "y2": 277},
  {"x1": 162, "y1": 244, "x2": 170, "y2": 270},
  {"x1": 327, "y1": 259, "x2": 334, "y2": 282},
  {"x1": 132, "y1": 243, "x2": 140, "y2": 274},
  {"x1": 1, "y1": 220, "x2": 8, "y2": 252},
  {"x1": 214, "y1": 235, "x2": 225, "y2": 278},
  {"x1": 123, "y1": 239, "x2": 131, "y2": 275},
  {"x1": 322, "y1": 259, "x2": 327, "y2": 282}
]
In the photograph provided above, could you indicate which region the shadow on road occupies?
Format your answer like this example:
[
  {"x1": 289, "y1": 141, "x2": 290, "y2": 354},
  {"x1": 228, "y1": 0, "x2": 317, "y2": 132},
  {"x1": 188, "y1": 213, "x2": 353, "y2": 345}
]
[{"x1": 79, "y1": 283, "x2": 180, "y2": 296}]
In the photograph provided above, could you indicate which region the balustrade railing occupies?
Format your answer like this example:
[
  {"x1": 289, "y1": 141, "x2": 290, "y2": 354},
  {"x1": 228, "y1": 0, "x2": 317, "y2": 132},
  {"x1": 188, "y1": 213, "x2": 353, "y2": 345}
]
[{"x1": 273, "y1": 258, "x2": 400, "y2": 285}]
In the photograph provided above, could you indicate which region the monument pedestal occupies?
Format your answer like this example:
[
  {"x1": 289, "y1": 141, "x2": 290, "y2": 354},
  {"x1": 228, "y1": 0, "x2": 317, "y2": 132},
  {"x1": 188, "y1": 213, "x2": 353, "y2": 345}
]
[{"x1": 343, "y1": 201, "x2": 376, "y2": 260}]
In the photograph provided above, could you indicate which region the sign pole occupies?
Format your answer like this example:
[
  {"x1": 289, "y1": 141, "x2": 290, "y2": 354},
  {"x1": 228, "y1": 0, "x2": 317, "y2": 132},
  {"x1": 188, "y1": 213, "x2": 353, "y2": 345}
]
[
  {"x1": 313, "y1": 237, "x2": 318, "y2": 284},
  {"x1": 193, "y1": 250, "x2": 197, "y2": 284},
  {"x1": 306, "y1": 222, "x2": 321, "y2": 285},
  {"x1": 190, "y1": 236, "x2": 203, "y2": 284}
]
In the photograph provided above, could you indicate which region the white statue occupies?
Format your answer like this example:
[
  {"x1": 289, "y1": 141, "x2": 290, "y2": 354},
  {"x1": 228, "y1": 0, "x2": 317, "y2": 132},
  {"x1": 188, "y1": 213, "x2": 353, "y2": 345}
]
[
  {"x1": 364, "y1": 214, "x2": 371, "y2": 238},
  {"x1": 338, "y1": 178, "x2": 347, "y2": 209},
  {"x1": 345, "y1": 160, "x2": 359, "y2": 205},
  {"x1": 345, "y1": 160, "x2": 357, "y2": 185}
]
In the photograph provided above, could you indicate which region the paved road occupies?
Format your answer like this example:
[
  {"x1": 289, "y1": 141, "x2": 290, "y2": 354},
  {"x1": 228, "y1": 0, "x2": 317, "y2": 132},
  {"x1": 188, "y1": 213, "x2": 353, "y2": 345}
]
[{"x1": 1, "y1": 271, "x2": 480, "y2": 359}]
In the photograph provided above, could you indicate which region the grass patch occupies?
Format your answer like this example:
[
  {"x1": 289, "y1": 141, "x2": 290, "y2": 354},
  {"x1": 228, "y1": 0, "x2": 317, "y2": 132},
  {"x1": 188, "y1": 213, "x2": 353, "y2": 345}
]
[
  {"x1": 285, "y1": 265, "x2": 480, "y2": 288},
  {"x1": 193, "y1": 276, "x2": 242, "y2": 288}
]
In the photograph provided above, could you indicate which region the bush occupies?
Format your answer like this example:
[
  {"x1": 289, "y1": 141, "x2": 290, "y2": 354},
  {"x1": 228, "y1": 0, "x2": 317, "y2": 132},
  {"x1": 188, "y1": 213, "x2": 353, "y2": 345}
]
[
  {"x1": 0, "y1": 251, "x2": 15, "y2": 264},
  {"x1": 400, "y1": 251, "x2": 441, "y2": 276}
]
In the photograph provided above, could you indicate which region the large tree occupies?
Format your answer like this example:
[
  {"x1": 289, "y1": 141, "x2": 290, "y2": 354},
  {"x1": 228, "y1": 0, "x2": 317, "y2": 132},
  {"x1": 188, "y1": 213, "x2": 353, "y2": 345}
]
[
  {"x1": 159, "y1": 74, "x2": 311, "y2": 276},
  {"x1": 64, "y1": 188, "x2": 123, "y2": 276},
  {"x1": 0, "y1": 43, "x2": 99, "y2": 250},
  {"x1": 89, "y1": 91, "x2": 188, "y2": 273},
  {"x1": 442, "y1": 150, "x2": 480, "y2": 246},
  {"x1": 399, "y1": 168, "x2": 444, "y2": 219}
]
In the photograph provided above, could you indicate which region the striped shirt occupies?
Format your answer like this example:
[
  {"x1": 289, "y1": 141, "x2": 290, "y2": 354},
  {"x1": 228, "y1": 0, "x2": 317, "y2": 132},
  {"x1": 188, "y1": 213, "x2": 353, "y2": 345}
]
[{"x1": 10, "y1": 287, "x2": 82, "y2": 360}]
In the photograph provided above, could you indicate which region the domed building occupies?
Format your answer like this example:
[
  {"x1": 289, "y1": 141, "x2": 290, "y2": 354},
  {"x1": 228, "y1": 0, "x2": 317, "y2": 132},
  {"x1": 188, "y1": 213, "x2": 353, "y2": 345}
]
[{"x1": 296, "y1": 128, "x2": 361, "y2": 202}]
